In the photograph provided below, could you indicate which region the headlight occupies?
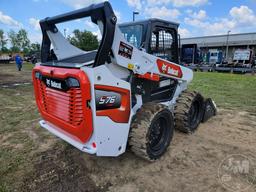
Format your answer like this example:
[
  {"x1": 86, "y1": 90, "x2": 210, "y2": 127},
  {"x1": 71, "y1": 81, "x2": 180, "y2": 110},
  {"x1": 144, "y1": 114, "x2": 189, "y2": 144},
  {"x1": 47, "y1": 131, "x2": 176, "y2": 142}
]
[{"x1": 66, "y1": 77, "x2": 80, "y2": 88}]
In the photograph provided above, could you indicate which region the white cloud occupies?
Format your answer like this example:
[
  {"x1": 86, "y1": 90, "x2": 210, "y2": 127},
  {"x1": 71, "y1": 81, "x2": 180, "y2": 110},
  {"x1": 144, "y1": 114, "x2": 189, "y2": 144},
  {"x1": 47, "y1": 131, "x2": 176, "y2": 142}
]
[
  {"x1": 184, "y1": 17, "x2": 204, "y2": 27},
  {"x1": 178, "y1": 28, "x2": 191, "y2": 38},
  {"x1": 188, "y1": 10, "x2": 207, "y2": 20},
  {"x1": 230, "y1": 5, "x2": 256, "y2": 25},
  {"x1": 0, "y1": 11, "x2": 22, "y2": 27},
  {"x1": 184, "y1": 17, "x2": 236, "y2": 35},
  {"x1": 28, "y1": 32, "x2": 42, "y2": 43},
  {"x1": 63, "y1": 27, "x2": 70, "y2": 36},
  {"x1": 171, "y1": 0, "x2": 208, "y2": 7},
  {"x1": 145, "y1": 6, "x2": 180, "y2": 21},
  {"x1": 29, "y1": 18, "x2": 40, "y2": 31},
  {"x1": 127, "y1": 0, "x2": 142, "y2": 10},
  {"x1": 114, "y1": 10, "x2": 122, "y2": 23},
  {"x1": 146, "y1": 0, "x2": 208, "y2": 7},
  {"x1": 85, "y1": 19, "x2": 96, "y2": 29},
  {"x1": 92, "y1": 29, "x2": 102, "y2": 40},
  {"x1": 184, "y1": 5, "x2": 256, "y2": 36},
  {"x1": 60, "y1": 0, "x2": 105, "y2": 9}
]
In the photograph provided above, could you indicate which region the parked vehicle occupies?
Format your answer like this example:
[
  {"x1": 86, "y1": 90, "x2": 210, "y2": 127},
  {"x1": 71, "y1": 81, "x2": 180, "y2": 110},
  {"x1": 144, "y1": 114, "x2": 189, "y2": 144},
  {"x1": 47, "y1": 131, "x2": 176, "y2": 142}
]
[{"x1": 33, "y1": 2, "x2": 216, "y2": 161}]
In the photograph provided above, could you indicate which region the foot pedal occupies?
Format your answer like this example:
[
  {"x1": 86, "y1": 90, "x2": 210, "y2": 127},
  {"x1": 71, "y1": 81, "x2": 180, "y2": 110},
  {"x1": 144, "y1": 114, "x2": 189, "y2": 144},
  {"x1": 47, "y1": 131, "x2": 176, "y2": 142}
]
[{"x1": 202, "y1": 98, "x2": 217, "y2": 123}]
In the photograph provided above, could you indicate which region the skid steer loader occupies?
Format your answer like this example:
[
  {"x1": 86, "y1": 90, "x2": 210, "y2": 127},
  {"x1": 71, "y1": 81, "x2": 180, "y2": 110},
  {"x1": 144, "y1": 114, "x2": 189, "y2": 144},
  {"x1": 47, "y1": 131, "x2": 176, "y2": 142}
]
[{"x1": 33, "y1": 2, "x2": 216, "y2": 160}]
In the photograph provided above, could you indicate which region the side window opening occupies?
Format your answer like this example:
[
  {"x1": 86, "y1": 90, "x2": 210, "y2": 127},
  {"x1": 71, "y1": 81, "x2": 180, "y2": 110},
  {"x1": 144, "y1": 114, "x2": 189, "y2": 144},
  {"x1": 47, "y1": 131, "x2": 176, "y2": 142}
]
[
  {"x1": 150, "y1": 28, "x2": 175, "y2": 62},
  {"x1": 119, "y1": 24, "x2": 143, "y2": 48}
]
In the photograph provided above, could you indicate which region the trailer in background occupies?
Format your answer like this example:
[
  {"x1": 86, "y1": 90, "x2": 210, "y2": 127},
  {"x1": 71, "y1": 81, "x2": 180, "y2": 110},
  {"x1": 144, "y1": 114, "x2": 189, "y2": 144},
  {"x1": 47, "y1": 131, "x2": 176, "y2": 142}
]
[
  {"x1": 181, "y1": 44, "x2": 200, "y2": 64},
  {"x1": 233, "y1": 49, "x2": 253, "y2": 65},
  {"x1": 208, "y1": 49, "x2": 223, "y2": 65},
  {"x1": 0, "y1": 54, "x2": 11, "y2": 64}
]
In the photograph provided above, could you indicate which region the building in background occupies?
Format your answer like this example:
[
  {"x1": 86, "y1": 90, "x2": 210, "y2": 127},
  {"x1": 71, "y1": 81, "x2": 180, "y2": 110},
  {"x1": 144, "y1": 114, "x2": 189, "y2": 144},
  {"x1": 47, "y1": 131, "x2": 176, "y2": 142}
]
[{"x1": 181, "y1": 32, "x2": 256, "y2": 66}]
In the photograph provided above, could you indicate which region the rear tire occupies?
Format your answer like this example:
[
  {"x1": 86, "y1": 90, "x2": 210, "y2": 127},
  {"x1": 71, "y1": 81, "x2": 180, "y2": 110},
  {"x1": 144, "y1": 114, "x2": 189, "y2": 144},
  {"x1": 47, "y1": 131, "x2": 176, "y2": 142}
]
[
  {"x1": 174, "y1": 91, "x2": 204, "y2": 133},
  {"x1": 129, "y1": 103, "x2": 174, "y2": 161}
]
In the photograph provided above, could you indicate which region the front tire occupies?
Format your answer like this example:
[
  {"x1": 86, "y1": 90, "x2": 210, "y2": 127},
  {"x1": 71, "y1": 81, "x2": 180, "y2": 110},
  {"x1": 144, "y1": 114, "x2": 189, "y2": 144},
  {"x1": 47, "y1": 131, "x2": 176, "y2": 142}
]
[
  {"x1": 174, "y1": 91, "x2": 204, "y2": 133},
  {"x1": 129, "y1": 103, "x2": 174, "y2": 161}
]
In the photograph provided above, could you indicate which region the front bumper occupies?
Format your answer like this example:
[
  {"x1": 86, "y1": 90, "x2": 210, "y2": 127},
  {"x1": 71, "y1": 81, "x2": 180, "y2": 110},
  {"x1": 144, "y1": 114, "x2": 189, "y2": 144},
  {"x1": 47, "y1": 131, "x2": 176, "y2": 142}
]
[{"x1": 39, "y1": 120, "x2": 96, "y2": 154}]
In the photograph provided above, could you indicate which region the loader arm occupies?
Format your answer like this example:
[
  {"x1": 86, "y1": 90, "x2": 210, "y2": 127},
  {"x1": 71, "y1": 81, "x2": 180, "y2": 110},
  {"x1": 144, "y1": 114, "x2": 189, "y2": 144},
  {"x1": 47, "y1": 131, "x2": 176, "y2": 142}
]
[
  {"x1": 39, "y1": 1, "x2": 192, "y2": 83},
  {"x1": 110, "y1": 27, "x2": 193, "y2": 83},
  {"x1": 39, "y1": 1, "x2": 116, "y2": 66}
]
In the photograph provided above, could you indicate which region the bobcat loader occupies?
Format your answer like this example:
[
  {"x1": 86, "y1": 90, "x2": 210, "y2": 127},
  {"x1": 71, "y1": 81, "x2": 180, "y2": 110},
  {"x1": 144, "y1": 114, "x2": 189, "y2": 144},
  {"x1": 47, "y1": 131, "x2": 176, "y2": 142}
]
[{"x1": 33, "y1": 2, "x2": 216, "y2": 160}]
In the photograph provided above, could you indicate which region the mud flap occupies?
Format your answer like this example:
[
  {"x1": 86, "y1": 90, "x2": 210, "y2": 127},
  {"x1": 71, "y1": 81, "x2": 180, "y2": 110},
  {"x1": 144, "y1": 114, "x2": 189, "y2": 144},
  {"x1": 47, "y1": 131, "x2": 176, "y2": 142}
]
[{"x1": 201, "y1": 98, "x2": 217, "y2": 123}]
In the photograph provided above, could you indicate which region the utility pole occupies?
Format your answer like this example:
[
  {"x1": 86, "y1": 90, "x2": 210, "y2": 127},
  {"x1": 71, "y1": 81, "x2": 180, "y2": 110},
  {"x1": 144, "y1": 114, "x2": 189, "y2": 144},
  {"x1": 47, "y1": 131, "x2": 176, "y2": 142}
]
[
  {"x1": 133, "y1": 11, "x2": 139, "y2": 22},
  {"x1": 64, "y1": 28, "x2": 67, "y2": 38},
  {"x1": 225, "y1": 30, "x2": 231, "y2": 62}
]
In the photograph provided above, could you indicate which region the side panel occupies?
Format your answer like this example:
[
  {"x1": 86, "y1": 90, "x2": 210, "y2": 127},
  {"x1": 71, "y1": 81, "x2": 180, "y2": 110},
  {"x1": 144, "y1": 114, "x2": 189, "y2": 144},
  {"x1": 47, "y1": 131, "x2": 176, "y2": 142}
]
[
  {"x1": 95, "y1": 85, "x2": 130, "y2": 123},
  {"x1": 82, "y1": 65, "x2": 133, "y2": 156}
]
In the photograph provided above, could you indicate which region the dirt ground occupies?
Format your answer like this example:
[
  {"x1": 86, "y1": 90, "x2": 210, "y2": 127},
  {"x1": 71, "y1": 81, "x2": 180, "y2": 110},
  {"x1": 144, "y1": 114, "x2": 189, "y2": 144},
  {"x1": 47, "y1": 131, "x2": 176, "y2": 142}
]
[
  {"x1": 0, "y1": 65, "x2": 255, "y2": 192},
  {"x1": 0, "y1": 63, "x2": 32, "y2": 86},
  {"x1": 17, "y1": 109, "x2": 256, "y2": 192}
]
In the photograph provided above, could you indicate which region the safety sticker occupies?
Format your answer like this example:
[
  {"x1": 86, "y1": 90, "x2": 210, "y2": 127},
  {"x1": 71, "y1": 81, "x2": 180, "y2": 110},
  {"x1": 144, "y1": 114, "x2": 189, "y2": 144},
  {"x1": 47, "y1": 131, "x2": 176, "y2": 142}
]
[
  {"x1": 118, "y1": 41, "x2": 133, "y2": 59},
  {"x1": 127, "y1": 63, "x2": 134, "y2": 70}
]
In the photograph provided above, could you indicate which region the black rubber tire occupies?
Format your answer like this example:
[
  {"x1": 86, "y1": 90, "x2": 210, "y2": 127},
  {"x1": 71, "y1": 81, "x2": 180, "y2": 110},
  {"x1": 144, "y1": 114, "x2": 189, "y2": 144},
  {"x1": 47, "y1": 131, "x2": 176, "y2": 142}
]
[
  {"x1": 174, "y1": 91, "x2": 204, "y2": 133},
  {"x1": 129, "y1": 103, "x2": 174, "y2": 161}
]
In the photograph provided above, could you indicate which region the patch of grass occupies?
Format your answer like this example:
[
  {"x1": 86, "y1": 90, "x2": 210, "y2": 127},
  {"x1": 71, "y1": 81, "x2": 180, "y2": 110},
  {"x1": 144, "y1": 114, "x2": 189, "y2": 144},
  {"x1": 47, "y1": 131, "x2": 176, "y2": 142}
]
[
  {"x1": 0, "y1": 62, "x2": 33, "y2": 84},
  {"x1": 23, "y1": 62, "x2": 35, "y2": 71},
  {"x1": 0, "y1": 85, "x2": 40, "y2": 191},
  {"x1": 189, "y1": 72, "x2": 256, "y2": 112},
  {"x1": 0, "y1": 183, "x2": 9, "y2": 192},
  {"x1": 0, "y1": 85, "x2": 38, "y2": 133}
]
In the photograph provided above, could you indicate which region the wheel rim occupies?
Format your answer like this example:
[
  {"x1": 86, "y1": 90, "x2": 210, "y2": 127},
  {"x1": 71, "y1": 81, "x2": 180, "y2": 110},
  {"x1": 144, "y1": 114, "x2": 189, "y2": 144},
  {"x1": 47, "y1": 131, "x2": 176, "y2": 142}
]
[
  {"x1": 190, "y1": 101, "x2": 200, "y2": 129},
  {"x1": 148, "y1": 116, "x2": 168, "y2": 153}
]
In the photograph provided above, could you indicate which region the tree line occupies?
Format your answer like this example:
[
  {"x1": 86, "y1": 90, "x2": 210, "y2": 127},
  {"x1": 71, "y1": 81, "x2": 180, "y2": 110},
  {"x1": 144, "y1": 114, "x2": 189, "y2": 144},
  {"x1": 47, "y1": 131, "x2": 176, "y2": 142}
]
[
  {"x1": 68, "y1": 29, "x2": 99, "y2": 51},
  {"x1": 0, "y1": 28, "x2": 99, "y2": 55},
  {"x1": 0, "y1": 29, "x2": 40, "y2": 55}
]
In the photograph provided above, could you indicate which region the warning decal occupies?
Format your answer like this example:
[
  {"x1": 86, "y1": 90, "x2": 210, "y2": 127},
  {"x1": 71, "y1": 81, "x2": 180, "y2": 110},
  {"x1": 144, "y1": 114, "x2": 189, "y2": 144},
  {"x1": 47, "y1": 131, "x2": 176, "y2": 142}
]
[{"x1": 118, "y1": 41, "x2": 133, "y2": 59}]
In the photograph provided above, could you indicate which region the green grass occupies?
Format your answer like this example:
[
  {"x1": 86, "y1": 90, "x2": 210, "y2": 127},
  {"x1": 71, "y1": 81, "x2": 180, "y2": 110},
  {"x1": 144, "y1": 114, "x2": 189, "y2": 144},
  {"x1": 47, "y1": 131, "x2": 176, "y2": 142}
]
[
  {"x1": 0, "y1": 85, "x2": 44, "y2": 191},
  {"x1": 22, "y1": 62, "x2": 35, "y2": 70},
  {"x1": 189, "y1": 72, "x2": 256, "y2": 113},
  {"x1": 0, "y1": 62, "x2": 34, "y2": 85}
]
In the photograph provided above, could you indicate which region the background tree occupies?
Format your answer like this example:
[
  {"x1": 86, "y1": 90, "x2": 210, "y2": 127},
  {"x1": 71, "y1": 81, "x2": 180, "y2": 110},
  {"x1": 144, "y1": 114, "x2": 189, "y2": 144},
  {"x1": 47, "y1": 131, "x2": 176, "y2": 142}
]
[
  {"x1": 0, "y1": 29, "x2": 8, "y2": 52},
  {"x1": 8, "y1": 30, "x2": 20, "y2": 52},
  {"x1": 8, "y1": 29, "x2": 31, "y2": 53},
  {"x1": 17, "y1": 29, "x2": 30, "y2": 55},
  {"x1": 1, "y1": 47, "x2": 9, "y2": 53},
  {"x1": 30, "y1": 42, "x2": 41, "y2": 54},
  {"x1": 68, "y1": 29, "x2": 98, "y2": 51}
]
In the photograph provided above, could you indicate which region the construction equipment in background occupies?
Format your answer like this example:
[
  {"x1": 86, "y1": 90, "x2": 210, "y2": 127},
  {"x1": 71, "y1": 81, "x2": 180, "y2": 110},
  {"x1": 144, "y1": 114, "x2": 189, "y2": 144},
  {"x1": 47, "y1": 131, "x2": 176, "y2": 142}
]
[{"x1": 33, "y1": 1, "x2": 216, "y2": 161}]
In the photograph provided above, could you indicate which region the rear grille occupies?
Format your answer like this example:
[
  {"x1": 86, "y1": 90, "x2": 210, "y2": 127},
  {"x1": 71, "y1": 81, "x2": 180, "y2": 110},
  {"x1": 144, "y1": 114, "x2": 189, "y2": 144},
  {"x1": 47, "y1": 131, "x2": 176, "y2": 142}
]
[{"x1": 37, "y1": 80, "x2": 83, "y2": 126}]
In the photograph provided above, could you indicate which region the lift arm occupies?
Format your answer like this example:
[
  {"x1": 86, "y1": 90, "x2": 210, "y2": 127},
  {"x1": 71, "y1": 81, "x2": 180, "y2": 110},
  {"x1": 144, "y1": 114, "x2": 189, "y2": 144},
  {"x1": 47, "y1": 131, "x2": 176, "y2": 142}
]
[
  {"x1": 39, "y1": 1, "x2": 193, "y2": 82},
  {"x1": 111, "y1": 27, "x2": 193, "y2": 82}
]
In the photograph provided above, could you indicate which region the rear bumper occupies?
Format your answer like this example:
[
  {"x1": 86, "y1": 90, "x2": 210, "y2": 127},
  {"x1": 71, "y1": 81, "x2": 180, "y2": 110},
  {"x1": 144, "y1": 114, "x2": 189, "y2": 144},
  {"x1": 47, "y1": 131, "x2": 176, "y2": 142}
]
[{"x1": 39, "y1": 120, "x2": 96, "y2": 154}]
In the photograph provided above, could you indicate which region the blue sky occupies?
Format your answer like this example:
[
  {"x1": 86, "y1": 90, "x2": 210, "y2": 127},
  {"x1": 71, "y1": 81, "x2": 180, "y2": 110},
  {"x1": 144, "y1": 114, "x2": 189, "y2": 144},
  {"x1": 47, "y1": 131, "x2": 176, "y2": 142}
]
[{"x1": 0, "y1": 0, "x2": 256, "y2": 43}]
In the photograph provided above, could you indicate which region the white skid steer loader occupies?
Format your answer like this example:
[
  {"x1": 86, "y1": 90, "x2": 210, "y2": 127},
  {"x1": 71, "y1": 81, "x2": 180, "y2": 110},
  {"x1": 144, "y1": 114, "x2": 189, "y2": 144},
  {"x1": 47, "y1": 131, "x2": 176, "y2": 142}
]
[{"x1": 33, "y1": 1, "x2": 217, "y2": 161}]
